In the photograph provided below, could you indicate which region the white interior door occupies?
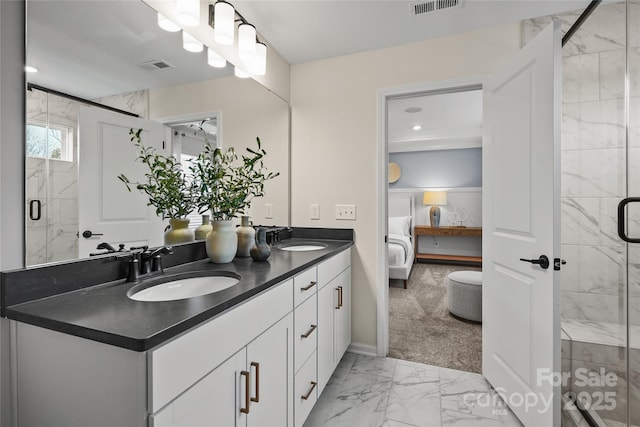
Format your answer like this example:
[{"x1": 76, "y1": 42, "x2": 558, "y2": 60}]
[
  {"x1": 482, "y1": 22, "x2": 561, "y2": 426},
  {"x1": 78, "y1": 106, "x2": 166, "y2": 257}
]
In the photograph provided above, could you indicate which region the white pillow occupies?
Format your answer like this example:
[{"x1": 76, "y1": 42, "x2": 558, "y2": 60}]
[{"x1": 389, "y1": 216, "x2": 411, "y2": 236}]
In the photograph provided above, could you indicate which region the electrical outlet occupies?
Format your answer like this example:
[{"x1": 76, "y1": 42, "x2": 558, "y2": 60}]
[
  {"x1": 310, "y1": 204, "x2": 320, "y2": 220},
  {"x1": 336, "y1": 204, "x2": 356, "y2": 220},
  {"x1": 265, "y1": 203, "x2": 273, "y2": 219}
]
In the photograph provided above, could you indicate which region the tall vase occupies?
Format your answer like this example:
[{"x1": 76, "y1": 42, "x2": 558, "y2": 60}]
[
  {"x1": 195, "y1": 214, "x2": 213, "y2": 240},
  {"x1": 250, "y1": 227, "x2": 271, "y2": 262},
  {"x1": 236, "y1": 216, "x2": 255, "y2": 257},
  {"x1": 206, "y1": 219, "x2": 238, "y2": 263},
  {"x1": 164, "y1": 218, "x2": 195, "y2": 245}
]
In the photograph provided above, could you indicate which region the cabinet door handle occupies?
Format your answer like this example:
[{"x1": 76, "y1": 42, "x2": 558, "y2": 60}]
[
  {"x1": 301, "y1": 324, "x2": 317, "y2": 339},
  {"x1": 301, "y1": 281, "x2": 316, "y2": 291},
  {"x1": 240, "y1": 370, "x2": 250, "y2": 414},
  {"x1": 336, "y1": 286, "x2": 343, "y2": 309},
  {"x1": 250, "y1": 362, "x2": 260, "y2": 403},
  {"x1": 301, "y1": 381, "x2": 317, "y2": 400}
]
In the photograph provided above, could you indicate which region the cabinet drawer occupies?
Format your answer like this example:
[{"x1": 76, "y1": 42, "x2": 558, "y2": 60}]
[
  {"x1": 318, "y1": 248, "x2": 350, "y2": 288},
  {"x1": 294, "y1": 294, "x2": 317, "y2": 373},
  {"x1": 294, "y1": 351, "x2": 317, "y2": 427},
  {"x1": 293, "y1": 266, "x2": 317, "y2": 307},
  {"x1": 150, "y1": 279, "x2": 293, "y2": 413}
]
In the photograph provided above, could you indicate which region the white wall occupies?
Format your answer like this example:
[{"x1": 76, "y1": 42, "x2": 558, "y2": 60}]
[
  {"x1": 290, "y1": 23, "x2": 522, "y2": 348},
  {"x1": 149, "y1": 76, "x2": 290, "y2": 225},
  {"x1": 0, "y1": 1, "x2": 25, "y2": 425}
]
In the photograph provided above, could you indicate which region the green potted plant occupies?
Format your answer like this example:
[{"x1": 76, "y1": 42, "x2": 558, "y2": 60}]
[
  {"x1": 118, "y1": 128, "x2": 197, "y2": 244},
  {"x1": 190, "y1": 136, "x2": 278, "y2": 263}
]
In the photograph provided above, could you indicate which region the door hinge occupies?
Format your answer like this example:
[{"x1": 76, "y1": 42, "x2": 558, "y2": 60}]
[{"x1": 554, "y1": 258, "x2": 567, "y2": 271}]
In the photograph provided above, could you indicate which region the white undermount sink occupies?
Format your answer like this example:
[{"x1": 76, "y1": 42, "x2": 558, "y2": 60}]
[
  {"x1": 129, "y1": 273, "x2": 240, "y2": 302},
  {"x1": 278, "y1": 242, "x2": 328, "y2": 252}
]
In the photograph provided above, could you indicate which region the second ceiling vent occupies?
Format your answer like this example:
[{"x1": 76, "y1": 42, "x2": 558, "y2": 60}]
[{"x1": 411, "y1": 0, "x2": 462, "y2": 16}]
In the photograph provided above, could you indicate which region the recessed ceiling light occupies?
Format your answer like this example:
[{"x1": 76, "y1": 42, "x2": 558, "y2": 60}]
[
  {"x1": 412, "y1": 124, "x2": 422, "y2": 131},
  {"x1": 25, "y1": 66, "x2": 38, "y2": 73},
  {"x1": 405, "y1": 107, "x2": 422, "y2": 113}
]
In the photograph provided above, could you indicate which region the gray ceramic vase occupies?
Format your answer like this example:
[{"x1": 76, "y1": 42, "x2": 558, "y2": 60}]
[{"x1": 250, "y1": 227, "x2": 271, "y2": 262}]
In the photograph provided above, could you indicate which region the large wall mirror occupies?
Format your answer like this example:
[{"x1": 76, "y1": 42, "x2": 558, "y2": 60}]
[{"x1": 25, "y1": 0, "x2": 290, "y2": 266}]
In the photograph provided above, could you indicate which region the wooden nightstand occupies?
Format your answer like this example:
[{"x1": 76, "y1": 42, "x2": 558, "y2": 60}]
[{"x1": 413, "y1": 226, "x2": 482, "y2": 265}]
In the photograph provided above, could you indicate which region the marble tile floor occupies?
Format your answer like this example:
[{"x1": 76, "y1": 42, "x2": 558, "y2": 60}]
[{"x1": 304, "y1": 352, "x2": 523, "y2": 427}]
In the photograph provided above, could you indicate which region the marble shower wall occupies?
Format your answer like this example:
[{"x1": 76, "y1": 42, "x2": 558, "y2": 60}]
[
  {"x1": 25, "y1": 88, "x2": 149, "y2": 265},
  {"x1": 524, "y1": 2, "x2": 630, "y2": 325}
]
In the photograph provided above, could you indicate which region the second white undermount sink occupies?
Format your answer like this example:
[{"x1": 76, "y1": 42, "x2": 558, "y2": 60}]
[
  {"x1": 129, "y1": 273, "x2": 240, "y2": 302},
  {"x1": 278, "y1": 242, "x2": 328, "y2": 252}
]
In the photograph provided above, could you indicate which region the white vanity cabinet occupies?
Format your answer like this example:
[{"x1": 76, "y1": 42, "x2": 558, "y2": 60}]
[
  {"x1": 152, "y1": 313, "x2": 294, "y2": 427},
  {"x1": 12, "y1": 247, "x2": 351, "y2": 427},
  {"x1": 317, "y1": 250, "x2": 352, "y2": 394}
]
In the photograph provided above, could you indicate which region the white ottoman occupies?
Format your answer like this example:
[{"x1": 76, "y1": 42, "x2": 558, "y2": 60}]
[{"x1": 447, "y1": 271, "x2": 482, "y2": 322}]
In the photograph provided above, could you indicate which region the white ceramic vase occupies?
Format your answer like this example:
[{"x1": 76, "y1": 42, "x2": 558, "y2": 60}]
[
  {"x1": 206, "y1": 219, "x2": 238, "y2": 263},
  {"x1": 164, "y1": 218, "x2": 195, "y2": 245},
  {"x1": 236, "y1": 216, "x2": 255, "y2": 257}
]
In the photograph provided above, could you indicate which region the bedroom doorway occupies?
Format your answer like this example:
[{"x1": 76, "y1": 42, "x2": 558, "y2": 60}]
[{"x1": 383, "y1": 81, "x2": 484, "y2": 373}]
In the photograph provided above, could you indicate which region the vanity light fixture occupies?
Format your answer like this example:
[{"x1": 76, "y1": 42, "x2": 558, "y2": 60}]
[
  {"x1": 209, "y1": 1, "x2": 268, "y2": 76},
  {"x1": 176, "y1": 0, "x2": 200, "y2": 27},
  {"x1": 234, "y1": 66, "x2": 250, "y2": 79},
  {"x1": 213, "y1": 1, "x2": 235, "y2": 45},
  {"x1": 183, "y1": 31, "x2": 204, "y2": 53},
  {"x1": 157, "y1": 13, "x2": 181, "y2": 32},
  {"x1": 238, "y1": 23, "x2": 257, "y2": 61},
  {"x1": 208, "y1": 48, "x2": 227, "y2": 68}
]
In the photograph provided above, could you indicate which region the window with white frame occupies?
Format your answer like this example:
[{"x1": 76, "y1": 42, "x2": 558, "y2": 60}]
[{"x1": 26, "y1": 121, "x2": 73, "y2": 161}]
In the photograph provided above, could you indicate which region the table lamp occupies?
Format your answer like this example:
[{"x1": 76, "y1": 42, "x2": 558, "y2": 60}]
[{"x1": 423, "y1": 191, "x2": 447, "y2": 228}]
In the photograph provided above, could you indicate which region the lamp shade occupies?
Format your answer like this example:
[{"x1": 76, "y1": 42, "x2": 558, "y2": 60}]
[
  {"x1": 234, "y1": 66, "x2": 250, "y2": 78},
  {"x1": 176, "y1": 0, "x2": 200, "y2": 27},
  {"x1": 423, "y1": 191, "x2": 447, "y2": 206},
  {"x1": 208, "y1": 48, "x2": 227, "y2": 68},
  {"x1": 214, "y1": 1, "x2": 235, "y2": 45},
  {"x1": 238, "y1": 23, "x2": 257, "y2": 61},
  {"x1": 251, "y1": 42, "x2": 267, "y2": 75},
  {"x1": 157, "y1": 13, "x2": 180, "y2": 32},
  {"x1": 182, "y1": 31, "x2": 203, "y2": 52}
]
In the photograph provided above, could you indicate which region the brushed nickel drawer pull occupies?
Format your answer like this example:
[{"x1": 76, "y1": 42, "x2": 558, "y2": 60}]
[
  {"x1": 301, "y1": 281, "x2": 316, "y2": 291},
  {"x1": 336, "y1": 286, "x2": 343, "y2": 309},
  {"x1": 250, "y1": 362, "x2": 260, "y2": 403},
  {"x1": 301, "y1": 324, "x2": 317, "y2": 338},
  {"x1": 301, "y1": 381, "x2": 317, "y2": 400},
  {"x1": 240, "y1": 370, "x2": 250, "y2": 414}
]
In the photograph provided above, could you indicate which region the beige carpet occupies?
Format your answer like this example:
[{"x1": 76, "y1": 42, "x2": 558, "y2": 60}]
[{"x1": 389, "y1": 262, "x2": 482, "y2": 373}]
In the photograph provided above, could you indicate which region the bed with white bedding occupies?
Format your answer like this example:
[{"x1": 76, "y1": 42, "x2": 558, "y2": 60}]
[{"x1": 388, "y1": 198, "x2": 415, "y2": 289}]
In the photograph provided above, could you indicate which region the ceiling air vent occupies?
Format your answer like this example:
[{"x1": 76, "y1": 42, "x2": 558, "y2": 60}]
[
  {"x1": 139, "y1": 59, "x2": 175, "y2": 71},
  {"x1": 411, "y1": 0, "x2": 462, "y2": 16}
]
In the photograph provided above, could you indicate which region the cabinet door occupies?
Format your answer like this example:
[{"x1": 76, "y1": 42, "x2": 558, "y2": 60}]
[
  {"x1": 334, "y1": 268, "x2": 351, "y2": 361},
  {"x1": 151, "y1": 348, "x2": 246, "y2": 427},
  {"x1": 317, "y1": 282, "x2": 336, "y2": 394},
  {"x1": 246, "y1": 313, "x2": 294, "y2": 427}
]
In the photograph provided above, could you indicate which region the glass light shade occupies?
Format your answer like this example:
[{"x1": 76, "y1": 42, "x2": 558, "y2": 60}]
[
  {"x1": 183, "y1": 32, "x2": 203, "y2": 53},
  {"x1": 238, "y1": 23, "x2": 256, "y2": 61},
  {"x1": 251, "y1": 42, "x2": 267, "y2": 76},
  {"x1": 176, "y1": 0, "x2": 200, "y2": 27},
  {"x1": 214, "y1": 1, "x2": 235, "y2": 45},
  {"x1": 208, "y1": 48, "x2": 227, "y2": 68},
  {"x1": 234, "y1": 66, "x2": 250, "y2": 78},
  {"x1": 423, "y1": 191, "x2": 448, "y2": 206},
  {"x1": 157, "y1": 13, "x2": 181, "y2": 32}
]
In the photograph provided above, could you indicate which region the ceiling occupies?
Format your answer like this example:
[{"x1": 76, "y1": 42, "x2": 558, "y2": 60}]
[{"x1": 236, "y1": 0, "x2": 592, "y2": 64}]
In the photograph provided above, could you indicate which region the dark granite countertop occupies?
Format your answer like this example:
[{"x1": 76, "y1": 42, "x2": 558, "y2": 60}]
[{"x1": 2, "y1": 234, "x2": 352, "y2": 352}]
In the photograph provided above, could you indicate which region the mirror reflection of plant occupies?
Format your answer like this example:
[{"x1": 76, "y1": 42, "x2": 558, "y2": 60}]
[
  {"x1": 118, "y1": 128, "x2": 197, "y2": 219},
  {"x1": 190, "y1": 126, "x2": 279, "y2": 220}
]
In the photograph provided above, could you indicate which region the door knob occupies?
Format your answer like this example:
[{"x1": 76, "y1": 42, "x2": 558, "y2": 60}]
[
  {"x1": 81, "y1": 230, "x2": 104, "y2": 239},
  {"x1": 519, "y1": 255, "x2": 550, "y2": 269}
]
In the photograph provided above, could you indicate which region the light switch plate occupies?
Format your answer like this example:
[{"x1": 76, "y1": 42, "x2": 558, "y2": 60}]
[
  {"x1": 336, "y1": 204, "x2": 356, "y2": 220},
  {"x1": 310, "y1": 204, "x2": 320, "y2": 220},
  {"x1": 265, "y1": 203, "x2": 273, "y2": 219}
]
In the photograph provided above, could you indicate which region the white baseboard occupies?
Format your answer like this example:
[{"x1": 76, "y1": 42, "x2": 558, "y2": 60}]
[{"x1": 347, "y1": 342, "x2": 377, "y2": 357}]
